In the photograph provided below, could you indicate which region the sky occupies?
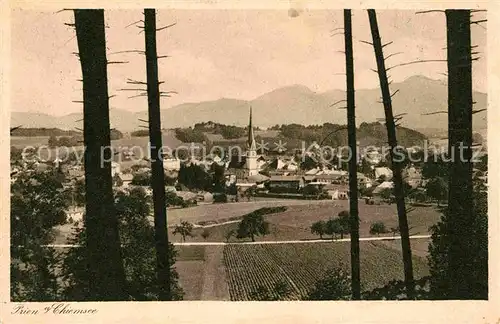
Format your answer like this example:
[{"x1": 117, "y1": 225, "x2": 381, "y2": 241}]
[{"x1": 11, "y1": 9, "x2": 487, "y2": 116}]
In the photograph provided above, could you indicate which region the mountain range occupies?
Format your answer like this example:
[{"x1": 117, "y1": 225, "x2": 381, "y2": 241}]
[{"x1": 11, "y1": 75, "x2": 487, "y2": 133}]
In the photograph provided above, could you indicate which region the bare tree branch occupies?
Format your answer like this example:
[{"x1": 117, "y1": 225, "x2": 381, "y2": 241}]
[
  {"x1": 128, "y1": 94, "x2": 148, "y2": 99},
  {"x1": 157, "y1": 22, "x2": 177, "y2": 31},
  {"x1": 415, "y1": 10, "x2": 445, "y2": 14},
  {"x1": 10, "y1": 125, "x2": 22, "y2": 134},
  {"x1": 422, "y1": 111, "x2": 447, "y2": 116},
  {"x1": 330, "y1": 99, "x2": 347, "y2": 107},
  {"x1": 118, "y1": 88, "x2": 148, "y2": 91},
  {"x1": 472, "y1": 109, "x2": 487, "y2": 115},
  {"x1": 109, "y1": 50, "x2": 145, "y2": 55},
  {"x1": 72, "y1": 100, "x2": 84, "y2": 103},
  {"x1": 125, "y1": 20, "x2": 144, "y2": 28},
  {"x1": 331, "y1": 32, "x2": 344, "y2": 37},
  {"x1": 55, "y1": 9, "x2": 72, "y2": 14},
  {"x1": 330, "y1": 27, "x2": 344, "y2": 32},
  {"x1": 382, "y1": 41, "x2": 393, "y2": 48},
  {"x1": 387, "y1": 59, "x2": 447, "y2": 71},
  {"x1": 138, "y1": 118, "x2": 148, "y2": 123},
  {"x1": 127, "y1": 79, "x2": 147, "y2": 85},
  {"x1": 359, "y1": 40, "x2": 373, "y2": 46},
  {"x1": 157, "y1": 55, "x2": 170, "y2": 59},
  {"x1": 107, "y1": 61, "x2": 129, "y2": 64},
  {"x1": 390, "y1": 89, "x2": 400, "y2": 98},
  {"x1": 471, "y1": 22, "x2": 486, "y2": 29},
  {"x1": 385, "y1": 52, "x2": 403, "y2": 60}
]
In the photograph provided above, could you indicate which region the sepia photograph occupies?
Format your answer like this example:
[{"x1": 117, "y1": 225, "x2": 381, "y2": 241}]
[{"x1": 3, "y1": 1, "x2": 494, "y2": 316}]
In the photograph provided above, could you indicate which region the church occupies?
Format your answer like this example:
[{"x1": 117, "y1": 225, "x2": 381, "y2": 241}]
[{"x1": 225, "y1": 107, "x2": 269, "y2": 185}]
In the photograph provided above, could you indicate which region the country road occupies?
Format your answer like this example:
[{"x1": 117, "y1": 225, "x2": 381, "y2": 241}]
[{"x1": 42, "y1": 234, "x2": 431, "y2": 248}]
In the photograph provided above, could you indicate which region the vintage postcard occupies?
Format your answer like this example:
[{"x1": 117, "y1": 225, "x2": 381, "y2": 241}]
[{"x1": 1, "y1": 0, "x2": 498, "y2": 323}]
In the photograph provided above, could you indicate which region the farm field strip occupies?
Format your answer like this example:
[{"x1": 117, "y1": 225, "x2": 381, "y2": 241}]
[{"x1": 223, "y1": 242, "x2": 430, "y2": 300}]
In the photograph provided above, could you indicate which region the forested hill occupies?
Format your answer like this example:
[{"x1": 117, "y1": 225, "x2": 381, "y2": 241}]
[
  {"x1": 10, "y1": 127, "x2": 82, "y2": 137},
  {"x1": 172, "y1": 121, "x2": 428, "y2": 148},
  {"x1": 276, "y1": 122, "x2": 427, "y2": 148}
]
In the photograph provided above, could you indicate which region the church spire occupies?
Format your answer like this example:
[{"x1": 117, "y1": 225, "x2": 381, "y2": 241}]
[{"x1": 247, "y1": 106, "x2": 256, "y2": 151}]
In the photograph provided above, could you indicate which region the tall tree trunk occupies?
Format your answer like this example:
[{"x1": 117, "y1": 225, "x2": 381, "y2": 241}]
[
  {"x1": 74, "y1": 9, "x2": 127, "y2": 300},
  {"x1": 445, "y1": 9, "x2": 474, "y2": 299},
  {"x1": 367, "y1": 9, "x2": 415, "y2": 298},
  {"x1": 144, "y1": 8, "x2": 171, "y2": 300},
  {"x1": 344, "y1": 9, "x2": 361, "y2": 300}
]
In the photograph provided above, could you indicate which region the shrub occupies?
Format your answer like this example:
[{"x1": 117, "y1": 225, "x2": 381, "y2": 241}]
[
  {"x1": 369, "y1": 221, "x2": 387, "y2": 236},
  {"x1": 201, "y1": 229, "x2": 210, "y2": 240},
  {"x1": 213, "y1": 193, "x2": 228, "y2": 203},
  {"x1": 172, "y1": 221, "x2": 195, "y2": 242},
  {"x1": 306, "y1": 268, "x2": 351, "y2": 300},
  {"x1": 310, "y1": 221, "x2": 327, "y2": 239}
]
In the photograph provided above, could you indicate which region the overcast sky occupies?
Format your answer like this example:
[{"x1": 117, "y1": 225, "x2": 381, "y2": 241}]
[{"x1": 11, "y1": 9, "x2": 487, "y2": 116}]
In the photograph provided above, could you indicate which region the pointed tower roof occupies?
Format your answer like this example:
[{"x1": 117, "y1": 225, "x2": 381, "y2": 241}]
[{"x1": 247, "y1": 106, "x2": 256, "y2": 151}]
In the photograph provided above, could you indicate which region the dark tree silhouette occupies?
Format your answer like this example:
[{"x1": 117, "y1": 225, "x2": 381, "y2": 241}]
[
  {"x1": 343, "y1": 9, "x2": 361, "y2": 300},
  {"x1": 367, "y1": 9, "x2": 414, "y2": 298},
  {"x1": 143, "y1": 8, "x2": 171, "y2": 300},
  {"x1": 444, "y1": 9, "x2": 476, "y2": 299},
  {"x1": 74, "y1": 9, "x2": 127, "y2": 300}
]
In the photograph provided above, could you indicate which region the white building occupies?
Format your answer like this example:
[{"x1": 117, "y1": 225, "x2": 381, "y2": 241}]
[
  {"x1": 375, "y1": 167, "x2": 393, "y2": 180},
  {"x1": 111, "y1": 161, "x2": 121, "y2": 177},
  {"x1": 164, "y1": 157, "x2": 181, "y2": 171}
]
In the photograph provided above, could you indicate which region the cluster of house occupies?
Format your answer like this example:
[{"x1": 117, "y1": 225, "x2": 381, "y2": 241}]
[{"x1": 10, "y1": 107, "x2": 427, "y2": 206}]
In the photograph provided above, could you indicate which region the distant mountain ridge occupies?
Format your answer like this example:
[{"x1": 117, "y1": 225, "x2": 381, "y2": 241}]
[{"x1": 11, "y1": 75, "x2": 487, "y2": 132}]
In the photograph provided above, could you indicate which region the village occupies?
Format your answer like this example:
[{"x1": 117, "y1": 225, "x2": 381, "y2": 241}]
[{"x1": 10, "y1": 108, "x2": 443, "y2": 227}]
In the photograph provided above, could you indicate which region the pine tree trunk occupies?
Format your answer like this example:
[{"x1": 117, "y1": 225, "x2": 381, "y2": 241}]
[
  {"x1": 367, "y1": 9, "x2": 415, "y2": 298},
  {"x1": 344, "y1": 9, "x2": 361, "y2": 300},
  {"x1": 74, "y1": 9, "x2": 127, "y2": 300},
  {"x1": 445, "y1": 9, "x2": 474, "y2": 299},
  {"x1": 144, "y1": 8, "x2": 171, "y2": 300}
]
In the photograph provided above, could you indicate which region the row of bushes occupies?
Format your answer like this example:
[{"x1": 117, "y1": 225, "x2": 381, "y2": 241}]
[{"x1": 255, "y1": 192, "x2": 331, "y2": 200}]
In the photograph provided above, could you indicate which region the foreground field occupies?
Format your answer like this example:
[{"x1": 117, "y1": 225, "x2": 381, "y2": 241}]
[
  {"x1": 167, "y1": 201, "x2": 440, "y2": 243},
  {"x1": 53, "y1": 200, "x2": 440, "y2": 244},
  {"x1": 175, "y1": 246, "x2": 229, "y2": 300},
  {"x1": 222, "y1": 242, "x2": 429, "y2": 300},
  {"x1": 166, "y1": 199, "x2": 336, "y2": 226},
  {"x1": 175, "y1": 241, "x2": 430, "y2": 300},
  {"x1": 49, "y1": 240, "x2": 430, "y2": 300}
]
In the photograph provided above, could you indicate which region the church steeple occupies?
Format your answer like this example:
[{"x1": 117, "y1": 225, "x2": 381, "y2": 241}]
[
  {"x1": 247, "y1": 106, "x2": 256, "y2": 151},
  {"x1": 245, "y1": 106, "x2": 258, "y2": 176}
]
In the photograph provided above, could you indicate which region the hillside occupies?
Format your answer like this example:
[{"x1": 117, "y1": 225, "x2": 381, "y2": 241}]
[{"x1": 11, "y1": 75, "x2": 487, "y2": 132}]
